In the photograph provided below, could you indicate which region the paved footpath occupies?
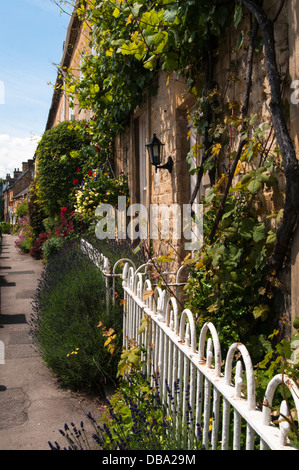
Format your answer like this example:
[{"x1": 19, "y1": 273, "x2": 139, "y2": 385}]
[{"x1": 0, "y1": 234, "x2": 103, "y2": 450}]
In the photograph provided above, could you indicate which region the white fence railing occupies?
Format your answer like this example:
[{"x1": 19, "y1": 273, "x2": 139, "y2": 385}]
[
  {"x1": 80, "y1": 239, "x2": 137, "y2": 309},
  {"x1": 80, "y1": 239, "x2": 187, "y2": 308},
  {"x1": 122, "y1": 261, "x2": 299, "y2": 451},
  {"x1": 81, "y1": 240, "x2": 299, "y2": 450}
]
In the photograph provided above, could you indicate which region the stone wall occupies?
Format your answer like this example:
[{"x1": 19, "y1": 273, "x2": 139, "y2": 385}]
[
  {"x1": 113, "y1": 1, "x2": 299, "y2": 324},
  {"x1": 114, "y1": 71, "x2": 195, "y2": 272},
  {"x1": 48, "y1": 15, "x2": 92, "y2": 128}
]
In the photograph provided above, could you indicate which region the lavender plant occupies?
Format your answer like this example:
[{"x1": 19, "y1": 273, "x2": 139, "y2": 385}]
[
  {"x1": 48, "y1": 372, "x2": 205, "y2": 451},
  {"x1": 30, "y1": 242, "x2": 123, "y2": 395}
]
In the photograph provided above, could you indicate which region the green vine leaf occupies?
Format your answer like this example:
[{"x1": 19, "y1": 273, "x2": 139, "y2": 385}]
[
  {"x1": 252, "y1": 223, "x2": 266, "y2": 243},
  {"x1": 247, "y1": 177, "x2": 263, "y2": 194},
  {"x1": 253, "y1": 304, "x2": 270, "y2": 321},
  {"x1": 234, "y1": 4, "x2": 243, "y2": 28}
]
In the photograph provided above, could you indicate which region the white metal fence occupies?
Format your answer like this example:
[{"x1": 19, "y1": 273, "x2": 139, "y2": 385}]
[
  {"x1": 121, "y1": 262, "x2": 299, "y2": 451},
  {"x1": 81, "y1": 240, "x2": 299, "y2": 450}
]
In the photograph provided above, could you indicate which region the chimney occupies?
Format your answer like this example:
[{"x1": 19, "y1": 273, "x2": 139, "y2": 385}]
[
  {"x1": 13, "y1": 168, "x2": 22, "y2": 179},
  {"x1": 22, "y1": 162, "x2": 28, "y2": 172}
]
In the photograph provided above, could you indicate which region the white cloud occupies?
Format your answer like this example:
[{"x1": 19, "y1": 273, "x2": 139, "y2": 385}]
[{"x1": 0, "y1": 134, "x2": 40, "y2": 179}]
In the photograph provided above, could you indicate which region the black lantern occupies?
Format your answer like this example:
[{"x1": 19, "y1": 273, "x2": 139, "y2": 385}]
[{"x1": 146, "y1": 133, "x2": 173, "y2": 174}]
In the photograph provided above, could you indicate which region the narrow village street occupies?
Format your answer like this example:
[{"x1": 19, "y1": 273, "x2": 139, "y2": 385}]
[
  {"x1": 0, "y1": 0, "x2": 298, "y2": 453},
  {"x1": 0, "y1": 234, "x2": 102, "y2": 450}
]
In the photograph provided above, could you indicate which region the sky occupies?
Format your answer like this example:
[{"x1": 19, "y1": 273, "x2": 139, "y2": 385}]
[{"x1": 0, "y1": 0, "x2": 72, "y2": 179}]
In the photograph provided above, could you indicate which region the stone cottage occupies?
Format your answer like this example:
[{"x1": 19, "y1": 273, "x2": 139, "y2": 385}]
[
  {"x1": 1, "y1": 160, "x2": 34, "y2": 224},
  {"x1": 44, "y1": 1, "x2": 299, "y2": 329}
]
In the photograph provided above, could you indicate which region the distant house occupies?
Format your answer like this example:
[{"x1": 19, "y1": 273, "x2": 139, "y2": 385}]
[
  {"x1": 2, "y1": 170, "x2": 22, "y2": 224},
  {"x1": 2, "y1": 160, "x2": 34, "y2": 224},
  {"x1": 12, "y1": 160, "x2": 35, "y2": 214}
]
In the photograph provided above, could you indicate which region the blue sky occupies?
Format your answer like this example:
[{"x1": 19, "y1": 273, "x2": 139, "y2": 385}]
[{"x1": 0, "y1": 0, "x2": 71, "y2": 178}]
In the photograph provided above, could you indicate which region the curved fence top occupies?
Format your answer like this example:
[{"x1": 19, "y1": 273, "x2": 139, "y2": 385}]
[
  {"x1": 81, "y1": 241, "x2": 299, "y2": 450},
  {"x1": 121, "y1": 261, "x2": 299, "y2": 450}
]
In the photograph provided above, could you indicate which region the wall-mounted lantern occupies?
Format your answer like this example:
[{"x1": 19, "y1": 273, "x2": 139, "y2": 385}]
[{"x1": 146, "y1": 133, "x2": 173, "y2": 174}]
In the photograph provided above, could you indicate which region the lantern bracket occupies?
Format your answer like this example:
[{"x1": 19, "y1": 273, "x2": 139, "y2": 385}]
[{"x1": 155, "y1": 156, "x2": 173, "y2": 174}]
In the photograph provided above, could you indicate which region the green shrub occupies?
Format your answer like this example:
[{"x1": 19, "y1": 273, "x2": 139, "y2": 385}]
[
  {"x1": 41, "y1": 237, "x2": 66, "y2": 261},
  {"x1": 28, "y1": 179, "x2": 47, "y2": 239},
  {"x1": 16, "y1": 199, "x2": 29, "y2": 218},
  {"x1": 0, "y1": 222, "x2": 11, "y2": 234},
  {"x1": 35, "y1": 120, "x2": 89, "y2": 218},
  {"x1": 30, "y1": 242, "x2": 123, "y2": 395}
]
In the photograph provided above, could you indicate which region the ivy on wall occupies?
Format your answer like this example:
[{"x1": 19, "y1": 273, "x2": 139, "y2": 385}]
[{"x1": 56, "y1": 1, "x2": 299, "y2": 361}]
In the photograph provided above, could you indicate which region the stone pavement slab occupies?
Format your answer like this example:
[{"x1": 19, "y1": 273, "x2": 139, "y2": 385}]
[{"x1": 0, "y1": 234, "x2": 103, "y2": 450}]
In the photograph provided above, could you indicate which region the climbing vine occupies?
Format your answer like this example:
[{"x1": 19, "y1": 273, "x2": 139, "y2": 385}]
[
  {"x1": 58, "y1": 0, "x2": 299, "y2": 363},
  {"x1": 184, "y1": 135, "x2": 281, "y2": 355}
]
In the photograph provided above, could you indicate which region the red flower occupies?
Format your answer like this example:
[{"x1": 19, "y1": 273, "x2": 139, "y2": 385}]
[
  {"x1": 77, "y1": 167, "x2": 81, "y2": 173},
  {"x1": 88, "y1": 169, "x2": 92, "y2": 176},
  {"x1": 61, "y1": 207, "x2": 67, "y2": 216},
  {"x1": 73, "y1": 179, "x2": 79, "y2": 185},
  {"x1": 95, "y1": 145, "x2": 100, "y2": 153}
]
